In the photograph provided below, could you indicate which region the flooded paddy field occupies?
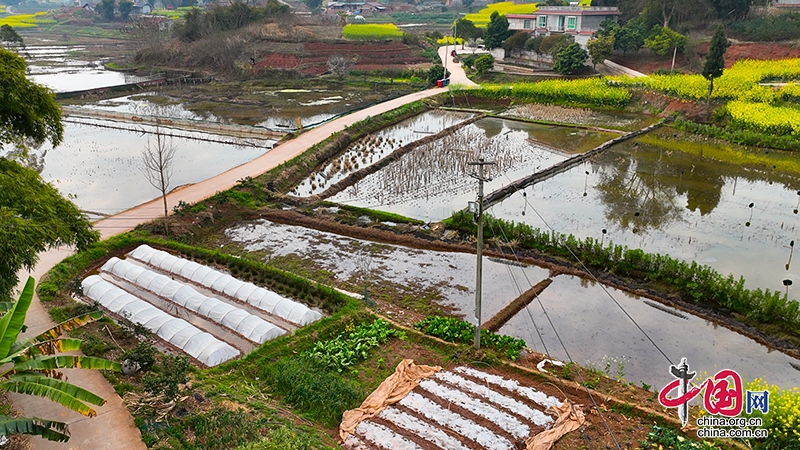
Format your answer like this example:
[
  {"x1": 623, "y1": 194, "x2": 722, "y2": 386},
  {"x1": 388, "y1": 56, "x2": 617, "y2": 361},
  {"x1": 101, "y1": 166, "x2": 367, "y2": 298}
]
[
  {"x1": 24, "y1": 45, "x2": 158, "y2": 92},
  {"x1": 224, "y1": 219, "x2": 800, "y2": 388},
  {"x1": 488, "y1": 128, "x2": 800, "y2": 293},
  {"x1": 499, "y1": 274, "x2": 800, "y2": 390},
  {"x1": 6, "y1": 120, "x2": 274, "y2": 215},
  {"x1": 119, "y1": 82, "x2": 426, "y2": 132},
  {"x1": 225, "y1": 218, "x2": 550, "y2": 318},
  {"x1": 291, "y1": 110, "x2": 475, "y2": 197},
  {"x1": 502, "y1": 104, "x2": 658, "y2": 132},
  {"x1": 328, "y1": 117, "x2": 617, "y2": 222}
]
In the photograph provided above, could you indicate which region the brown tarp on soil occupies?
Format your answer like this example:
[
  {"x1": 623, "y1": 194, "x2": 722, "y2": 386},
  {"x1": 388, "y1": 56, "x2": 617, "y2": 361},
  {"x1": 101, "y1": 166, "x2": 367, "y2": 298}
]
[
  {"x1": 339, "y1": 359, "x2": 442, "y2": 442},
  {"x1": 526, "y1": 400, "x2": 587, "y2": 450}
]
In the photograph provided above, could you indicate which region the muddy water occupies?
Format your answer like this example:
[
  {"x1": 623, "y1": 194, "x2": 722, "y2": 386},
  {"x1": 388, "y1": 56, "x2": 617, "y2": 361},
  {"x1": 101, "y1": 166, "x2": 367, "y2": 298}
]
[
  {"x1": 489, "y1": 130, "x2": 800, "y2": 293},
  {"x1": 328, "y1": 118, "x2": 614, "y2": 221},
  {"x1": 24, "y1": 46, "x2": 157, "y2": 92},
  {"x1": 499, "y1": 275, "x2": 800, "y2": 390},
  {"x1": 14, "y1": 121, "x2": 273, "y2": 214},
  {"x1": 225, "y1": 219, "x2": 550, "y2": 320},
  {"x1": 291, "y1": 110, "x2": 475, "y2": 197},
  {"x1": 224, "y1": 219, "x2": 800, "y2": 389}
]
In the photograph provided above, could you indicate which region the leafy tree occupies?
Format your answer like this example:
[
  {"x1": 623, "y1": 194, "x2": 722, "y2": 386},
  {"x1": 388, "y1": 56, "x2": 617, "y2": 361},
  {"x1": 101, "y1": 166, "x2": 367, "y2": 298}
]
[
  {"x1": 0, "y1": 25, "x2": 23, "y2": 48},
  {"x1": 119, "y1": 0, "x2": 133, "y2": 20},
  {"x1": 712, "y1": 0, "x2": 748, "y2": 20},
  {"x1": 484, "y1": 11, "x2": 511, "y2": 49},
  {"x1": 454, "y1": 18, "x2": 482, "y2": 46},
  {"x1": 0, "y1": 278, "x2": 121, "y2": 441},
  {"x1": 702, "y1": 24, "x2": 730, "y2": 110},
  {"x1": 502, "y1": 31, "x2": 529, "y2": 57},
  {"x1": 474, "y1": 53, "x2": 494, "y2": 75},
  {"x1": 426, "y1": 65, "x2": 449, "y2": 86},
  {"x1": 614, "y1": 22, "x2": 644, "y2": 54},
  {"x1": 0, "y1": 49, "x2": 62, "y2": 150},
  {"x1": 525, "y1": 35, "x2": 544, "y2": 53},
  {"x1": 595, "y1": 18, "x2": 620, "y2": 38},
  {"x1": 1, "y1": 50, "x2": 97, "y2": 300},
  {"x1": 587, "y1": 34, "x2": 615, "y2": 67},
  {"x1": 304, "y1": 0, "x2": 322, "y2": 11},
  {"x1": 0, "y1": 159, "x2": 99, "y2": 299},
  {"x1": 540, "y1": 34, "x2": 573, "y2": 55},
  {"x1": 96, "y1": 0, "x2": 116, "y2": 21},
  {"x1": 543, "y1": 0, "x2": 568, "y2": 5},
  {"x1": 553, "y1": 42, "x2": 588, "y2": 75},
  {"x1": 644, "y1": 25, "x2": 686, "y2": 56}
]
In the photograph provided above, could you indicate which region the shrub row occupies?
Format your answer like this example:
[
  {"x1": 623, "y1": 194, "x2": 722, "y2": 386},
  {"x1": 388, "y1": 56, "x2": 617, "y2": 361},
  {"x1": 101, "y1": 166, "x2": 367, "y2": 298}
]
[{"x1": 445, "y1": 210, "x2": 800, "y2": 339}]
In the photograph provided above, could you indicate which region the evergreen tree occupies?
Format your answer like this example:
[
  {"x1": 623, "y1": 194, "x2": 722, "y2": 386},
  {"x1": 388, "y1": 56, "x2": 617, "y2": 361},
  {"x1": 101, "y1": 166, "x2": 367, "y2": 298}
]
[
  {"x1": 702, "y1": 24, "x2": 730, "y2": 111},
  {"x1": 484, "y1": 11, "x2": 511, "y2": 49},
  {"x1": 553, "y1": 42, "x2": 588, "y2": 75}
]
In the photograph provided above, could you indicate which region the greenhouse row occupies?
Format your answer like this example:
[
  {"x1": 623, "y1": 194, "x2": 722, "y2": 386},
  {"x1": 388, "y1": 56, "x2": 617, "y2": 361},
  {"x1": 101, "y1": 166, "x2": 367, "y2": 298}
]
[
  {"x1": 101, "y1": 257, "x2": 286, "y2": 344},
  {"x1": 129, "y1": 245, "x2": 323, "y2": 325},
  {"x1": 81, "y1": 275, "x2": 240, "y2": 367}
]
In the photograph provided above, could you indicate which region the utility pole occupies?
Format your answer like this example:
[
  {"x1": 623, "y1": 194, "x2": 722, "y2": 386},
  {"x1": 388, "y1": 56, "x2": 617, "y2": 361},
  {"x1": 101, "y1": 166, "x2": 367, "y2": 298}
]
[{"x1": 468, "y1": 158, "x2": 495, "y2": 349}]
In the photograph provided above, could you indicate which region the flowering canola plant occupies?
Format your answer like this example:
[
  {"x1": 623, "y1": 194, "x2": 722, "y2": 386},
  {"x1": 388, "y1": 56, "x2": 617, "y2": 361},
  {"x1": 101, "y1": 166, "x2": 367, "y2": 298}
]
[
  {"x1": 0, "y1": 11, "x2": 52, "y2": 28},
  {"x1": 465, "y1": 2, "x2": 537, "y2": 27},
  {"x1": 342, "y1": 24, "x2": 403, "y2": 40},
  {"x1": 741, "y1": 379, "x2": 800, "y2": 444},
  {"x1": 464, "y1": 78, "x2": 632, "y2": 109}
]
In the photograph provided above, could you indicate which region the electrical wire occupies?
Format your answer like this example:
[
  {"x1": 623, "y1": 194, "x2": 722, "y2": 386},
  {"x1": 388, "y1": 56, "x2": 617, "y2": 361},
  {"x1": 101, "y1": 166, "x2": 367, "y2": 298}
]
[{"x1": 484, "y1": 210, "x2": 613, "y2": 450}]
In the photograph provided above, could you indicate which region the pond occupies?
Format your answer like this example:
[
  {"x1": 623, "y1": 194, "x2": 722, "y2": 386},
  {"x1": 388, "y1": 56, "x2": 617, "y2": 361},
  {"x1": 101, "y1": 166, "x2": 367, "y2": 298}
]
[
  {"x1": 327, "y1": 117, "x2": 616, "y2": 222},
  {"x1": 6, "y1": 121, "x2": 274, "y2": 215},
  {"x1": 224, "y1": 219, "x2": 800, "y2": 389},
  {"x1": 487, "y1": 129, "x2": 800, "y2": 293},
  {"x1": 24, "y1": 45, "x2": 158, "y2": 93}
]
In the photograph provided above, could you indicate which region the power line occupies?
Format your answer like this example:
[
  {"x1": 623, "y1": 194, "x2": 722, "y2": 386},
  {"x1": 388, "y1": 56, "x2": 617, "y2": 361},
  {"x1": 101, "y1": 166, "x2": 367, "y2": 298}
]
[
  {"x1": 483, "y1": 214, "x2": 600, "y2": 450},
  {"x1": 510, "y1": 181, "x2": 674, "y2": 367}
]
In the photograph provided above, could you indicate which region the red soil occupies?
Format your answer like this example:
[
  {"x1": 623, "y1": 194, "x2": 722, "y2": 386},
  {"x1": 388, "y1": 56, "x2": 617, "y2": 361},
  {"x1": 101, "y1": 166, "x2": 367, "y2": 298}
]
[{"x1": 254, "y1": 41, "x2": 430, "y2": 75}]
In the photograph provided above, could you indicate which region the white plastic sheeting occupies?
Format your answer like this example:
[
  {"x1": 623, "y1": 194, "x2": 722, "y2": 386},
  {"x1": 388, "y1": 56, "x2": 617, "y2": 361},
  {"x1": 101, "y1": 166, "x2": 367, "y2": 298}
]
[
  {"x1": 101, "y1": 257, "x2": 286, "y2": 344},
  {"x1": 81, "y1": 276, "x2": 239, "y2": 367},
  {"x1": 129, "y1": 245, "x2": 323, "y2": 325}
]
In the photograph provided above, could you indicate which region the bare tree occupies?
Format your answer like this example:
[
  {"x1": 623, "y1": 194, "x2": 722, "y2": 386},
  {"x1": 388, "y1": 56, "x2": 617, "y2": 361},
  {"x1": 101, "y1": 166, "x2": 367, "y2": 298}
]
[
  {"x1": 141, "y1": 128, "x2": 177, "y2": 234},
  {"x1": 327, "y1": 54, "x2": 355, "y2": 80}
]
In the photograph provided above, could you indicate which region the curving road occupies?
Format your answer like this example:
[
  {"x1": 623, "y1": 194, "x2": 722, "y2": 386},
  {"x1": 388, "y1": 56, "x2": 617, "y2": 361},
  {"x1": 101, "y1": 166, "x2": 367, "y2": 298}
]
[{"x1": 14, "y1": 47, "x2": 476, "y2": 449}]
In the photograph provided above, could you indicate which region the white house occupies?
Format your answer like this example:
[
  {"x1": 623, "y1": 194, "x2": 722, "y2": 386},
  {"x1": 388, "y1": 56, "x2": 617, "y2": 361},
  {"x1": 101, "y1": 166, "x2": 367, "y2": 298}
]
[{"x1": 507, "y1": 4, "x2": 620, "y2": 47}]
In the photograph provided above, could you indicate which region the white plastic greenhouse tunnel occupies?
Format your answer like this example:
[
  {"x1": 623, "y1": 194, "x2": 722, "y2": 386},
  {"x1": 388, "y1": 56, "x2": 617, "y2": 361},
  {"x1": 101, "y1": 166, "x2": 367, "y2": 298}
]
[
  {"x1": 100, "y1": 257, "x2": 287, "y2": 344},
  {"x1": 128, "y1": 245, "x2": 323, "y2": 325},
  {"x1": 81, "y1": 276, "x2": 240, "y2": 367}
]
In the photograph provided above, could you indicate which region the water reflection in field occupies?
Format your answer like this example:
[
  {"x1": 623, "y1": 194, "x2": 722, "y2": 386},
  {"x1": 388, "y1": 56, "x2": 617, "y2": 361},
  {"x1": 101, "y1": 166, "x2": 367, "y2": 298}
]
[
  {"x1": 489, "y1": 130, "x2": 800, "y2": 293},
  {"x1": 329, "y1": 118, "x2": 615, "y2": 221},
  {"x1": 499, "y1": 275, "x2": 800, "y2": 389},
  {"x1": 11, "y1": 121, "x2": 273, "y2": 214}
]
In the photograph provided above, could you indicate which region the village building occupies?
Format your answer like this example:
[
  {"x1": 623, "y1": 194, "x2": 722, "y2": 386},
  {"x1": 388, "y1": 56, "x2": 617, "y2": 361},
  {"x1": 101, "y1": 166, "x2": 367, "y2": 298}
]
[{"x1": 506, "y1": 4, "x2": 620, "y2": 48}]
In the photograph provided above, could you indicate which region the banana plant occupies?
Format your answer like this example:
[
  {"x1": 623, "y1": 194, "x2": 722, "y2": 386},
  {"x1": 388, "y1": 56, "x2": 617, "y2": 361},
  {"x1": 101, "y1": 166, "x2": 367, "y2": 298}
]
[{"x1": 0, "y1": 276, "x2": 121, "y2": 442}]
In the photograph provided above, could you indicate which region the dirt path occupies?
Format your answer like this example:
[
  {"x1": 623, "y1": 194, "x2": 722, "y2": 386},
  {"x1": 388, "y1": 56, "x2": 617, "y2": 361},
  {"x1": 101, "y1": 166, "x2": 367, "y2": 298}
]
[{"x1": 14, "y1": 75, "x2": 464, "y2": 448}]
